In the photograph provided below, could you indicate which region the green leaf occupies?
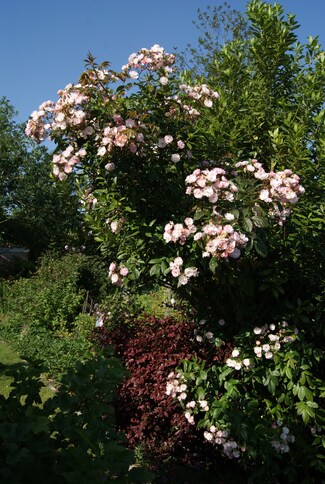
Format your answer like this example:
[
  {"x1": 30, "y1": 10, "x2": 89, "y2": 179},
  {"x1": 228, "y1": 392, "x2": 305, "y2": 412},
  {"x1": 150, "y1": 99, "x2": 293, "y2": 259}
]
[
  {"x1": 209, "y1": 257, "x2": 218, "y2": 274},
  {"x1": 242, "y1": 217, "x2": 253, "y2": 232},
  {"x1": 254, "y1": 237, "x2": 268, "y2": 257}
]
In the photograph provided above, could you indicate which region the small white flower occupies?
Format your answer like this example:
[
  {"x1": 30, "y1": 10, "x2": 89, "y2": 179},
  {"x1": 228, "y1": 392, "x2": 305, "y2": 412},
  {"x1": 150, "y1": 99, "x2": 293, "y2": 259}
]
[
  {"x1": 243, "y1": 358, "x2": 250, "y2": 367},
  {"x1": 232, "y1": 349, "x2": 240, "y2": 358}
]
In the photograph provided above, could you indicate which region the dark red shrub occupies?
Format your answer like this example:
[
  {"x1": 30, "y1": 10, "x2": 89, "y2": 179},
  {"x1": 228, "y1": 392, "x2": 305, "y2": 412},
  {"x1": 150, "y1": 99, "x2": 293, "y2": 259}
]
[{"x1": 92, "y1": 316, "x2": 232, "y2": 471}]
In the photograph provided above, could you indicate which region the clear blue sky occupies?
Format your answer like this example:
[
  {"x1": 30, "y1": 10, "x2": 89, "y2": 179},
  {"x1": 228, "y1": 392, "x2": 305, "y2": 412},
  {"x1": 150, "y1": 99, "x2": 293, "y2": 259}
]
[{"x1": 1, "y1": 0, "x2": 324, "y2": 124}]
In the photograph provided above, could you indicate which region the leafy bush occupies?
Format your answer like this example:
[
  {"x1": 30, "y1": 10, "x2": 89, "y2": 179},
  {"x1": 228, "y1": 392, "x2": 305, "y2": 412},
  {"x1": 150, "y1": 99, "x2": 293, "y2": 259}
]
[
  {"x1": 170, "y1": 321, "x2": 325, "y2": 482},
  {"x1": 0, "y1": 348, "x2": 152, "y2": 483},
  {"x1": 1, "y1": 251, "x2": 110, "y2": 332},
  {"x1": 92, "y1": 317, "x2": 238, "y2": 479}
]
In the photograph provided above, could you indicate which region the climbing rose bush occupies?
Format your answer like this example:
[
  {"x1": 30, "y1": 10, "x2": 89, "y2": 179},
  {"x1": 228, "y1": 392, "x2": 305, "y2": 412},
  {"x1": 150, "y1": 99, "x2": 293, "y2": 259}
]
[{"x1": 26, "y1": 45, "x2": 304, "y2": 298}]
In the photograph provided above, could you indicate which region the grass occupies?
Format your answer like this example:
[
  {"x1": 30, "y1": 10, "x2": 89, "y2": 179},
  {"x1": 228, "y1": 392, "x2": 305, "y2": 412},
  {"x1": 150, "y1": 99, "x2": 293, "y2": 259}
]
[{"x1": 0, "y1": 337, "x2": 55, "y2": 401}]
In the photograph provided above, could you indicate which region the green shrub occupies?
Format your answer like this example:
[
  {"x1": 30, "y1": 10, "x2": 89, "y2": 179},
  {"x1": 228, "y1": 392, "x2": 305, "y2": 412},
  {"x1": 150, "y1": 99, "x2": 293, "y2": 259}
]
[
  {"x1": 1, "y1": 251, "x2": 110, "y2": 332},
  {"x1": 0, "y1": 348, "x2": 152, "y2": 483}
]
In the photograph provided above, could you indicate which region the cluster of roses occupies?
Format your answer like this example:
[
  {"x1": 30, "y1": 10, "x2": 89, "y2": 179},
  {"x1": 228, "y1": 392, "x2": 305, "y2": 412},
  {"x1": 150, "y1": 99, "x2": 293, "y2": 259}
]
[
  {"x1": 169, "y1": 257, "x2": 199, "y2": 286},
  {"x1": 121, "y1": 44, "x2": 176, "y2": 82},
  {"x1": 195, "y1": 221, "x2": 249, "y2": 260},
  {"x1": 52, "y1": 144, "x2": 87, "y2": 180},
  {"x1": 271, "y1": 422, "x2": 295, "y2": 454},
  {"x1": 26, "y1": 45, "x2": 221, "y2": 184},
  {"x1": 26, "y1": 83, "x2": 89, "y2": 143},
  {"x1": 108, "y1": 262, "x2": 128, "y2": 286},
  {"x1": 179, "y1": 83, "x2": 220, "y2": 108},
  {"x1": 156, "y1": 134, "x2": 191, "y2": 163},
  {"x1": 203, "y1": 427, "x2": 242, "y2": 459},
  {"x1": 235, "y1": 159, "x2": 305, "y2": 225},
  {"x1": 253, "y1": 321, "x2": 297, "y2": 360},
  {"x1": 163, "y1": 218, "x2": 197, "y2": 245},
  {"x1": 96, "y1": 115, "x2": 145, "y2": 160},
  {"x1": 185, "y1": 167, "x2": 238, "y2": 203},
  {"x1": 166, "y1": 372, "x2": 242, "y2": 459}
]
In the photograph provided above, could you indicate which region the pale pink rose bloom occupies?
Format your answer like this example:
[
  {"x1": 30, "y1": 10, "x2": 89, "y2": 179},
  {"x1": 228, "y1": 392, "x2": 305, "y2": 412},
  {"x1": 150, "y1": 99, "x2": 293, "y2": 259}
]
[
  {"x1": 64, "y1": 164, "x2": 73, "y2": 174},
  {"x1": 171, "y1": 153, "x2": 180, "y2": 162},
  {"x1": 120, "y1": 267, "x2": 129, "y2": 276},
  {"x1": 194, "y1": 232, "x2": 203, "y2": 241},
  {"x1": 159, "y1": 76, "x2": 168, "y2": 85},
  {"x1": 77, "y1": 148, "x2": 87, "y2": 157},
  {"x1": 204, "y1": 99, "x2": 213, "y2": 107},
  {"x1": 128, "y1": 70, "x2": 139, "y2": 79},
  {"x1": 53, "y1": 165, "x2": 60, "y2": 176},
  {"x1": 254, "y1": 347, "x2": 262, "y2": 357},
  {"x1": 265, "y1": 351, "x2": 273, "y2": 359},
  {"x1": 164, "y1": 134, "x2": 173, "y2": 144},
  {"x1": 199, "y1": 400, "x2": 207, "y2": 408},
  {"x1": 129, "y1": 143, "x2": 137, "y2": 153},
  {"x1": 110, "y1": 221, "x2": 119, "y2": 233},
  {"x1": 178, "y1": 274, "x2": 189, "y2": 285},
  {"x1": 177, "y1": 140, "x2": 185, "y2": 149},
  {"x1": 137, "y1": 133, "x2": 144, "y2": 142},
  {"x1": 58, "y1": 172, "x2": 67, "y2": 181},
  {"x1": 262, "y1": 344, "x2": 270, "y2": 352},
  {"x1": 184, "y1": 267, "x2": 199, "y2": 278},
  {"x1": 115, "y1": 133, "x2": 128, "y2": 147},
  {"x1": 234, "y1": 362, "x2": 242, "y2": 370},
  {"x1": 185, "y1": 411, "x2": 194, "y2": 422},
  {"x1": 243, "y1": 358, "x2": 250, "y2": 367},
  {"x1": 111, "y1": 273, "x2": 120, "y2": 284},
  {"x1": 193, "y1": 188, "x2": 204, "y2": 199},
  {"x1": 204, "y1": 432, "x2": 213, "y2": 441},
  {"x1": 259, "y1": 189, "x2": 271, "y2": 202},
  {"x1": 232, "y1": 349, "x2": 240, "y2": 357},
  {"x1": 254, "y1": 327, "x2": 262, "y2": 334},
  {"x1": 109, "y1": 262, "x2": 116, "y2": 273},
  {"x1": 171, "y1": 267, "x2": 181, "y2": 277},
  {"x1": 205, "y1": 332, "x2": 214, "y2": 340},
  {"x1": 125, "y1": 118, "x2": 136, "y2": 128},
  {"x1": 97, "y1": 146, "x2": 106, "y2": 157},
  {"x1": 105, "y1": 162, "x2": 115, "y2": 172},
  {"x1": 224, "y1": 212, "x2": 235, "y2": 221},
  {"x1": 158, "y1": 138, "x2": 167, "y2": 148}
]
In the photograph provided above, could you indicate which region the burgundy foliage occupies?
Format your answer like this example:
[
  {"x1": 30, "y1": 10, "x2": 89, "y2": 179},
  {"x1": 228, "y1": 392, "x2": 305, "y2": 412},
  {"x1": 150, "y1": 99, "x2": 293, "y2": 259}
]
[{"x1": 93, "y1": 316, "x2": 232, "y2": 467}]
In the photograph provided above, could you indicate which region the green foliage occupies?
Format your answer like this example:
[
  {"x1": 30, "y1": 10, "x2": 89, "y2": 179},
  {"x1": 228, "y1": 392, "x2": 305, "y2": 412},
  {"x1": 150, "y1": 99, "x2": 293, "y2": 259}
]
[
  {"x1": 1, "y1": 251, "x2": 109, "y2": 332},
  {"x1": 0, "y1": 97, "x2": 82, "y2": 258},
  {"x1": 176, "y1": 322, "x2": 325, "y2": 482},
  {"x1": 0, "y1": 349, "x2": 152, "y2": 483},
  {"x1": 177, "y1": 0, "x2": 325, "y2": 332}
]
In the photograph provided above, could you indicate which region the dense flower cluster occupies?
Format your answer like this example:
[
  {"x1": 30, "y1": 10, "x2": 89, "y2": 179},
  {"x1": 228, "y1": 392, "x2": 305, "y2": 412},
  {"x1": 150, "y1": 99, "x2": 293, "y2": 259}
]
[
  {"x1": 253, "y1": 321, "x2": 297, "y2": 359},
  {"x1": 121, "y1": 44, "x2": 176, "y2": 79},
  {"x1": 169, "y1": 257, "x2": 199, "y2": 286},
  {"x1": 185, "y1": 167, "x2": 238, "y2": 203},
  {"x1": 195, "y1": 222, "x2": 249, "y2": 260},
  {"x1": 52, "y1": 145, "x2": 87, "y2": 180},
  {"x1": 235, "y1": 160, "x2": 305, "y2": 225},
  {"x1": 271, "y1": 422, "x2": 295, "y2": 454},
  {"x1": 96, "y1": 115, "x2": 145, "y2": 159},
  {"x1": 26, "y1": 83, "x2": 90, "y2": 143},
  {"x1": 179, "y1": 83, "x2": 220, "y2": 107},
  {"x1": 166, "y1": 372, "x2": 242, "y2": 459},
  {"x1": 108, "y1": 262, "x2": 128, "y2": 286},
  {"x1": 203, "y1": 427, "x2": 242, "y2": 459},
  {"x1": 163, "y1": 218, "x2": 197, "y2": 244}
]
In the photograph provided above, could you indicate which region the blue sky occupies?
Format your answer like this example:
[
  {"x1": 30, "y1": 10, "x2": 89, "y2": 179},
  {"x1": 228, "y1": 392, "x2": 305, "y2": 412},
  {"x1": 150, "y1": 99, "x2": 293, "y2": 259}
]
[{"x1": 1, "y1": 0, "x2": 324, "y2": 125}]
